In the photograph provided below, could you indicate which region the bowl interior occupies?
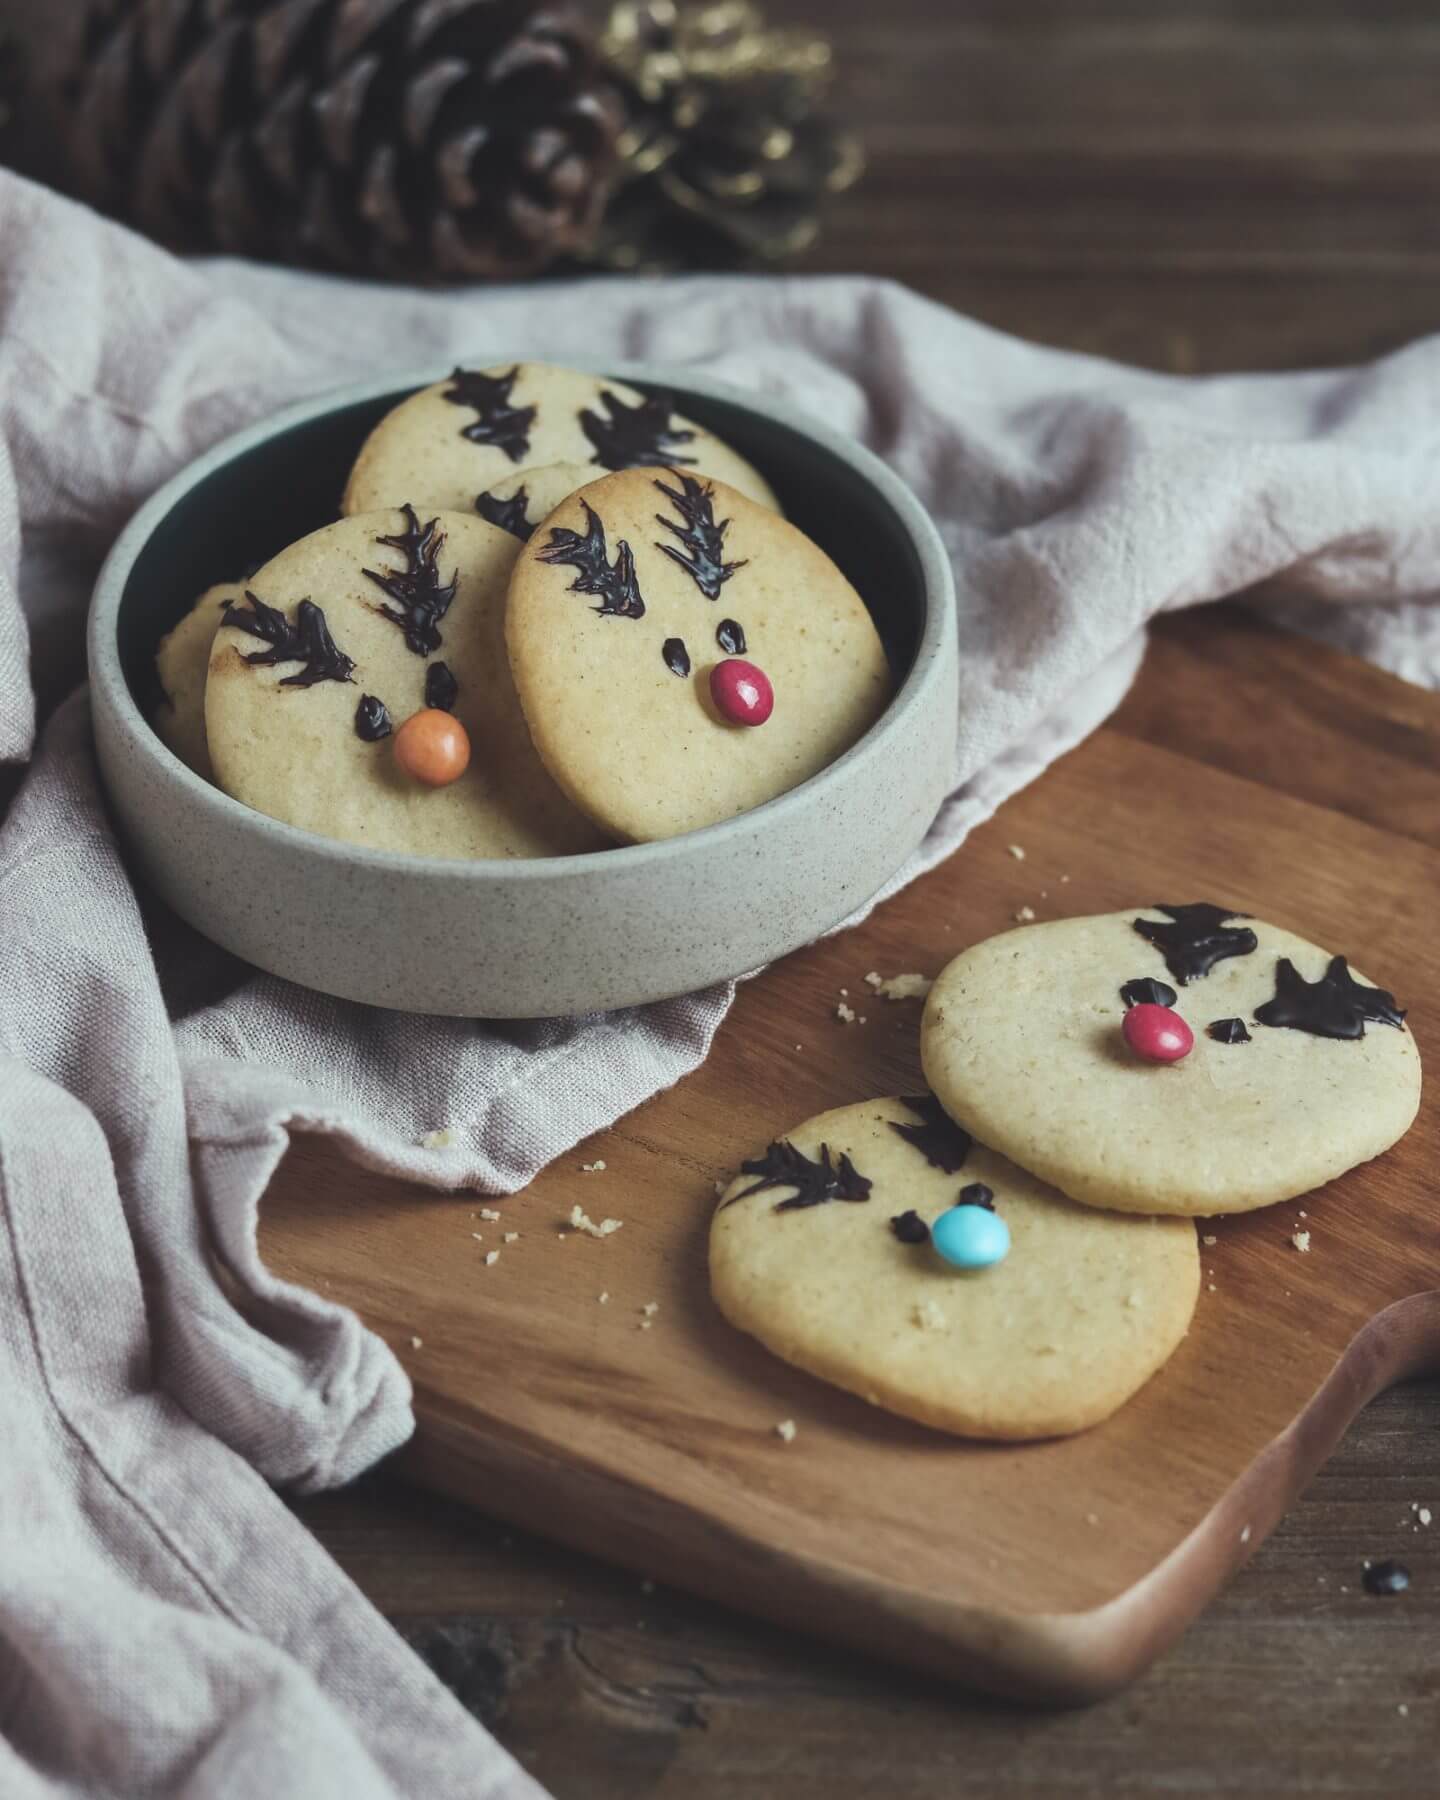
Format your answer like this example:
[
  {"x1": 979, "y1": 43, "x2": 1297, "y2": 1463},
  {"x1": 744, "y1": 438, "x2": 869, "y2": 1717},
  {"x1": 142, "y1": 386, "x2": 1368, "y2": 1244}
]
[{"x1": 116, "y1": 378, "x2": 926, "y2": 725}]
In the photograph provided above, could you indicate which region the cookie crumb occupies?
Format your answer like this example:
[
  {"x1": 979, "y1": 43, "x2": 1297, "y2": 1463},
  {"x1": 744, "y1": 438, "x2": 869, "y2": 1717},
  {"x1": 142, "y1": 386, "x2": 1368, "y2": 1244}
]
[
  {"x1": 1299, "y1": 1209, "x2": 1307, "y2": 1218},
  {"x1": 1014, "y1": 905, "x2": 1036, "y2": 923},
  {"x1": 1060, "y1": 873, "x2": 1070, "y2": 883},
  {"x1": 478, "y1": 1207, "x2": 501, "y2": 1222},
  {"x1": 1291, "y1": 1230, "x2": 1311, "y2": 1254},
  {"x1": 639, "y1": 1319, "x2": 653, "y2": 1331},
  {"x1": 641, "y1": 1301, "x2": 660, "y2": 1318},
  {"x1": 863, "y1": 971, "x2": 934, "y2": 1002},
  {"x1": 1207, "y1": 1282, "x2": 1217, "y2": 1292},
  {"x1": 471, "y1": 1232, "x2": 484, "y2": 1242},
  {"x1": 775, "y1": 1419, "x2": 797, "y2": 1443},
  {"x1": 794, "y1": 1043, "x2": 803, "y2": 1051},
  {"x1": 1202, "y1": 1234, "x2": 1217, "y2": 1246},
  {"x1": 911, "y1": 1298, "x2": 947, "y2": 1332},
  {"x1": 598, "y1": 1291, "x2": 609, "y2": 1305},
  {"x1": 839, "y1": 987, "x2": 848, "y2": 997},
  {"x1": 1085, "y1": 1512, "x2": 1100, "y2": 1526},
  {"x1": 835, "y1": 1001, "x2": 858, "y2": 1024},
  {"x1": 409, "y1": 1335, "x2": 423, "y2": 1349},
  {"x1": 1398, "y1": 1703, "x2": 1410, "y2": 1717},
  {"x1": 484, "y1": 1250, "x2": 500, "y2": 1267},
  {"x1": 420, "y1": 1127, "x2": 454, "y2": 1150},
  {"x1": 1420, "y1": 1508, "x2": 1433, "y2": 1527},
  {"x1": 569, "y1": 1203, "x2": 623, "y2": 1239},
  {"x1": 1240, "y1": 1524, "x2": 1252, "y2": 1543},
  {"x1": 503, "y1": 1231, "x2": 519, "y2": 1244},
  {"x1": 580, "y1": 1159, "x2": 607, "y2": 1172},
  {"x1": 1007, "y1": 844, "x2": 1026, "y2": 860}
]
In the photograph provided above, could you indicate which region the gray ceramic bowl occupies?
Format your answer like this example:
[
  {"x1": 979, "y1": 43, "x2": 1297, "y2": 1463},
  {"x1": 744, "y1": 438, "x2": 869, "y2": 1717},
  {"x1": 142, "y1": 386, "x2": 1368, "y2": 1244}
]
[{"x1": 89, "y1": 361, "x2": 956, "y2": 1017}]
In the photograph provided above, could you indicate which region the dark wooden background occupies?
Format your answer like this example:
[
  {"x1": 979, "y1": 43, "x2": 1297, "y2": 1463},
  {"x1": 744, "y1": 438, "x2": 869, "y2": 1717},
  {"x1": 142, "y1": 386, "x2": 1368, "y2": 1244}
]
[
  {"x1": 292, "y1": 4, "x2": 1440, "y2": 1792},
  {"x1": 14, "y1": 0, "x2": 1439, "y2": 1789}
]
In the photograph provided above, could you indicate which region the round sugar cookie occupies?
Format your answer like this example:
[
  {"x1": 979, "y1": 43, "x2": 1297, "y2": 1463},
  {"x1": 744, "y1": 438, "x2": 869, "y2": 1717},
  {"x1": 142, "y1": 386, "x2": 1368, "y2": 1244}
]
[
  {"x1": 343, "y1": 362, "x2": 779, "y2": 517},
  {"x1": 474, "y1": 461, "x2": 598, "y2": 543},
  {"x1": 710, "y1": 1096, "x2": 1199, "y2": 1440},
  {"x1": 154, "y1": 583, "x2": 241, "y2": 780},
  {"x1": 921, "y1": 906, "x2": 1422, "y2": 1217},
  {"x1": 205, "y1": 508, "x2": 607, "y2": 860},
  {"x1": 506, "y1": 466, "x2": 892, "y2": 842}
]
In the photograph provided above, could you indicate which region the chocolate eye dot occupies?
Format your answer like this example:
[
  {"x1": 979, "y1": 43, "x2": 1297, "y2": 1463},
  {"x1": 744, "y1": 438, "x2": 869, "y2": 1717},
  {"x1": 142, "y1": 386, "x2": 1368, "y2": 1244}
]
[
  {"x1": 662, "y1": 637, "x2": 691, "y2": 677},
  {"x1": 716, "y1": 618, "x2": 746, "y2": 655}
]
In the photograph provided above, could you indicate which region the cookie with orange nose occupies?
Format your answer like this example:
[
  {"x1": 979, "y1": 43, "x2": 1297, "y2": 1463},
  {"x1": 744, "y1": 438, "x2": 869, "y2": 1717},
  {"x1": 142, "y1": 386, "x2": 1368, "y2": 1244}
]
[
  {"x1": 204, "y1": 508, "x2": 607, "y2": 860},
  {"x1": 505, "y1": 467, "x2": 893, "y2": 842}
]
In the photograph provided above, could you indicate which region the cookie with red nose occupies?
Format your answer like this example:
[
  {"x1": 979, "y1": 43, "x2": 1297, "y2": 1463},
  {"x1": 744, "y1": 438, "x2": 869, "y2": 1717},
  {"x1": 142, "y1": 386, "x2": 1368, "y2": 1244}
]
[{"x1": 505, "y1": 466, "x2": 893, "y2": 842}]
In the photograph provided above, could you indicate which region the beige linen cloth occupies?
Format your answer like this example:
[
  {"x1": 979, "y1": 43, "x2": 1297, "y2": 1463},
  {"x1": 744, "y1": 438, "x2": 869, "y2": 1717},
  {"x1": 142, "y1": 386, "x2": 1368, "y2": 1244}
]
[{"x1": 2, "y1": 167, "x2": 1439, "y2": 1796}]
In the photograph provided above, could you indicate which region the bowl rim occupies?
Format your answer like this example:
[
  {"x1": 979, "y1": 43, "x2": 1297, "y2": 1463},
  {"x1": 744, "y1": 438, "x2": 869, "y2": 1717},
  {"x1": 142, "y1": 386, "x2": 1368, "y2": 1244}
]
[{"x1": 89, "y1": 357, "x2": 955, "y2": 882}]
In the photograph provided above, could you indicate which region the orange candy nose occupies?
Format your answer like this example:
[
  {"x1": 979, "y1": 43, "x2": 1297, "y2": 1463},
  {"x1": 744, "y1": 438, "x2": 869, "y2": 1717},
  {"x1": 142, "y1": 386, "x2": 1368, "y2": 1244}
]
[{"x1": 393, "y1": 708, "x2": 471, "y2": 786}]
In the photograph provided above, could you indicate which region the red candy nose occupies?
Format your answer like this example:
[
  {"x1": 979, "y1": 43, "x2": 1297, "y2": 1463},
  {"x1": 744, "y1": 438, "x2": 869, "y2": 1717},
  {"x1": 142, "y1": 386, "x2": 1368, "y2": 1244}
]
[
  {"x1": 710, "y1": 658, "x2": 774, "y2": 727},
  {"x1": 1122, "y1": 1003, "x2": 1194, "y2": 1064}
]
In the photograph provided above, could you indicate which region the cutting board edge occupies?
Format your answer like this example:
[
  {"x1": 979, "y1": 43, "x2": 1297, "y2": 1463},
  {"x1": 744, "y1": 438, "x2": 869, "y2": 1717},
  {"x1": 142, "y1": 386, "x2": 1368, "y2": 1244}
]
[{"x1": 393, "y1": 1285, "x2": 1440, "y2": 1704}]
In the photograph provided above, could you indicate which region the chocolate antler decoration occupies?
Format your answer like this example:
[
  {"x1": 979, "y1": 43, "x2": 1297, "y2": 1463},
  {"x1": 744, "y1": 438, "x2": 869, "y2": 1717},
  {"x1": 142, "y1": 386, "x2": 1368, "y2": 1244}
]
[
  {"x1": 890, "y1": 1093, "x2": 972, "y2": 1174},
  {"x1": 443, "y1": 367, "x2": 535, "y2": 463},
  {"x1": 222, "y1": 592, "x2": 355, "y2": 688},
  {"x1": 363, "y1": 505, "x2": 459, "y2": 656},
  {"x1": 653, "y1": 472, "x2": 746, "y2": 599},
  {"x1": 722, "y1": 1139, "x2": 872, "y2": 1212},
  {"x1": 476, "y1": 487, "x2": 535, "y2": 542},
  {"x1": 580, "y1": 388, "x2": 697, "y2": 470},
  {"x1": 1255, "y1": 956, "x2": 1406, "y2": 1041},
  {"x1": 1133, "y1": 903, "x2": 1258, "y2": 985},
  {"x1": 537, "y1": 501, "x2": 646, "y2": 619}
]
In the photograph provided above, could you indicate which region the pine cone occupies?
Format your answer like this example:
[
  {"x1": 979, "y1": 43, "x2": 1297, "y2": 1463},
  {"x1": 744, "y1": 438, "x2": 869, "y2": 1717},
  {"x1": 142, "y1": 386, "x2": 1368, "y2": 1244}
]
[
  {"x1": 53, "y1": 0, "x2": 623, "y2": 280},
  {"x1": 591, "y1": 0, "x2": 861, "y2": 270}
]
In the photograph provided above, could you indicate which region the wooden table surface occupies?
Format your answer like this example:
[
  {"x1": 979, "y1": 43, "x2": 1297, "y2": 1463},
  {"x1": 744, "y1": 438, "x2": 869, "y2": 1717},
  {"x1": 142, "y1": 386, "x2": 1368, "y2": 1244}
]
[{"x1": 279, "y1": 2, "x2": 1440, "y2": 1790}]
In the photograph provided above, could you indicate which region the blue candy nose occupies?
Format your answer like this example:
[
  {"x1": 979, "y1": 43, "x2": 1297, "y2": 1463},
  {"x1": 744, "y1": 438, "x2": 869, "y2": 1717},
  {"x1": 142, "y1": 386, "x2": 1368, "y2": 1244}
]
[{"x1": 930, "y1": 1203, "x2": 1010, "y2": 1270}]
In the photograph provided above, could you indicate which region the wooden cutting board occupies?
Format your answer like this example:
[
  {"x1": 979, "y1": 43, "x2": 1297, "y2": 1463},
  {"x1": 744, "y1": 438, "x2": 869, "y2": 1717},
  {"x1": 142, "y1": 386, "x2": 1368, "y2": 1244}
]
[{"x1": 260, "y1": 609, "x2": 1439, "y2": 1703}]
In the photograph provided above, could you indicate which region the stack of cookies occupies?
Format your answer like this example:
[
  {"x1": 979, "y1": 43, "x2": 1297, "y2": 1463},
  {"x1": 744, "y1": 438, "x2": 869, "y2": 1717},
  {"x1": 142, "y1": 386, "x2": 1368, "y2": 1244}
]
[
  {"x1": 710, "y1": 904, "x2": 1421, "y2": 1441},
  {"x1": 152, "y1": 361, "x2": 892, "y2": 854}
]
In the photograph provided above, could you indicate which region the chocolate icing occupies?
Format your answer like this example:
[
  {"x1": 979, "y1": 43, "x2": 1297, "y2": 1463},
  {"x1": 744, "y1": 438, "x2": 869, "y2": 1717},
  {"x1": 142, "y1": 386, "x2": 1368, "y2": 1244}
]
[
  {"x1": 475, "y1": 487, "x2": 534, "y2": 542},
  {"x1": 1120, "y1": 977, "x2": 1177, "y2": 1009},
  {"x1": 722, "y1": 1139, "x2": 872, "y2": 1213},
  {"x1": 222, "y1": 592, "x2": 355, "y2": 687},
  {"x1": 716, "y1": 618, "x2": 747, "y2": 655},
  {"x1": 958, "y1": 1182, "x2": 996, "y2": 1211},
  {"x1": 1207, "y1": 1017, "x2": 1251, "y2": 1044},
  {"x1": 425, "y1": 662, "x2": 458, "y2": 712},
  {"x1": 1362, "y1": 1559, "x2": 1410, "y2": 1595},
  {"x1": 652, "y1": 472, "x2": 746, "y2": 599},
  {"x1": 580, "y1": 388, "x2": 697, "y2": 470},
  {"x1": 662, "y1": 637, "x2": 690, "y2": 677},
  {"x1": 443, "y1": 366, "x2": 535, "y2": 463},
  {"x1": 363, "y1": 505, "x2": 458, "y2": 656},
  {"x1": 890, "y1": 1210, "x2": 930, "y2": 1244},
  {"x1": 1255, "y1": 956, "x2": 1406, "y2": 1041},
  {"x1": 890, "y1": 1093, "x2": 972, "y2": 1174},
  {"x1": 1134, "y1": 903, "x2": 1258, "y2": 985},
  {"x1": 354, "y1": 694, "x2": 392, "y2": 740},
  {"x1": 537, "y1": 502, "x2": 646, "y2": 620}
]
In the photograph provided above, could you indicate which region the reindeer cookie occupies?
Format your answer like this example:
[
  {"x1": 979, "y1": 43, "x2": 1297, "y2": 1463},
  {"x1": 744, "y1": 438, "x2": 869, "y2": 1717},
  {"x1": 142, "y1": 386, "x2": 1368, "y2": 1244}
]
[
  {"x1": 505, "y1": 466, "x2": 892, "y2": 842},
  {"x1": 343, "y1": 362, "x2": 779, "y2": 518},
  {"x1": 921, "y1": 907, "x2": 1422, "y2": 1217},
  {"x1": 204, "y1": 508, "x2": 607, "y2": 859},
  {"x1": 710, "y1": 1095, "x2": 1199, "y2": 1439}
]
